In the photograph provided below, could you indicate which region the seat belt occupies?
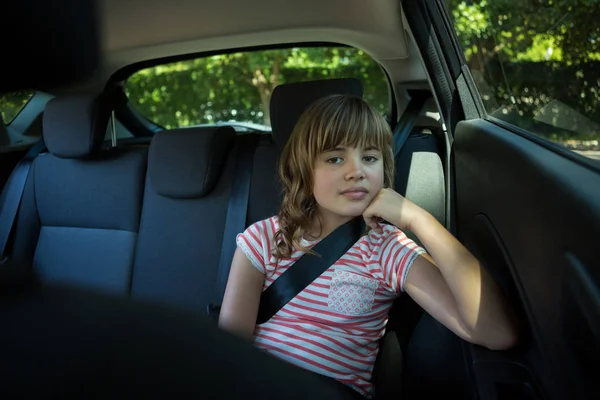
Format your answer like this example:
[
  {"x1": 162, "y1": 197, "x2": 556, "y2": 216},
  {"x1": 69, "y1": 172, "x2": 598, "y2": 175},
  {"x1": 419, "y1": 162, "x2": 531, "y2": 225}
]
[
  {"x1": 393, "y1": 90, "x2": 431, "y2": 159},
  {"x1": 0, "y1": 139, "x2": 46, "y2": 262},
  {"x1": 256, "y1": 217, "x2": 364, "y2": 324},
  {"x1": 213, "y1": 133, "x2": 260, "y2": 303}
]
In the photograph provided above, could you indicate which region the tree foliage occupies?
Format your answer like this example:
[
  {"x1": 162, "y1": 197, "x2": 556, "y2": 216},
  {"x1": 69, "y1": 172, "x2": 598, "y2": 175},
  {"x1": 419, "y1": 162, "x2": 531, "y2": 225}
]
[
  {"x1": 0, "y1": 91, "x2": 33, "y2": 125},
  {"x1": 125, "y1": 47, "x2": 389, "y2": 129},
  {"x1": 446, "y1": 0, "x2": 600, "y2": 142}
]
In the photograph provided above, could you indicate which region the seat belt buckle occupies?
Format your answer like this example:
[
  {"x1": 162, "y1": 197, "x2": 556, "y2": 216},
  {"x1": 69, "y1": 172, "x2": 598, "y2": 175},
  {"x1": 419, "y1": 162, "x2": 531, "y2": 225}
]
[{"x1": 206, "y1": 302, "x2": 221, "y2": 322}]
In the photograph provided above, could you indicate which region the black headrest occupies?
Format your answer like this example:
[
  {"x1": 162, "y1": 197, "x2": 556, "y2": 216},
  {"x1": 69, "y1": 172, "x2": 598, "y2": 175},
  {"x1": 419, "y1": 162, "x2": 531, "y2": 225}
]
[
  {"x1": 149, "y1": 126, "x2": 236, "y2": 199},
  {"x1": 43, "y1": 92, "x2": 111, "y2": 158},
  {"x1": 269, "y1": 78, "x2": 363, "y2": 149}
]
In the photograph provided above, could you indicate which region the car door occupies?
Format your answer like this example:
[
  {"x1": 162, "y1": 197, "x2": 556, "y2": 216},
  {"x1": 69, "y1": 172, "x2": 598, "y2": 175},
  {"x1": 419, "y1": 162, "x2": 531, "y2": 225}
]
[{"x1": 402, "y1": 1, "x2": 600, "y2": 399}]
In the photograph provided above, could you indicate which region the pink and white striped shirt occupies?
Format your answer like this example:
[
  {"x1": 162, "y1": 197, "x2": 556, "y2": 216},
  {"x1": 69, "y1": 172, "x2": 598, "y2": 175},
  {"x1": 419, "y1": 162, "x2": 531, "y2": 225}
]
[{"x1": 236, "y1": 216, "x2": 426, "y2": 398}]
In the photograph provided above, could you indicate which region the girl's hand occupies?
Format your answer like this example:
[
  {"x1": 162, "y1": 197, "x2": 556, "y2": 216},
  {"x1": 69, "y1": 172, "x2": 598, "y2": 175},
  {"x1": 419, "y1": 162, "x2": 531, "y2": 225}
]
[{"x1": 362, "y1": 188, "x2": 424, "y2": 232}]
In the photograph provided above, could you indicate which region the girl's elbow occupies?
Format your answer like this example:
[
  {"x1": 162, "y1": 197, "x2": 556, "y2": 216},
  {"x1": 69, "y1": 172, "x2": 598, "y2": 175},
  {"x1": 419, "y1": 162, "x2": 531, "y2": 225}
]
[
  {"x1": 218, "y1": 316, "x2": 256, "y2": 342},
  {"x1": 476, "y1": 323, "x2": 520, "y2": 351},
  {"x1": 484, "y1": 332, "x2": 518, "y2": 351}
]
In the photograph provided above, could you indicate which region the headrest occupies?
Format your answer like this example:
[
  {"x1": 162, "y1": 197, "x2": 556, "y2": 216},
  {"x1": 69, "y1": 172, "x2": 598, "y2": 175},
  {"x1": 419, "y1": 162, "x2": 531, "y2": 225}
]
[
  {"x1": 43, "y1": 92, "x2": 111, "y2": 158},
  {"x1": 270, "y1": 78, "x2": 363, "y2": 148},
  {"x1": 149, "y1": 126, "x2": 236, "y2": 199}
]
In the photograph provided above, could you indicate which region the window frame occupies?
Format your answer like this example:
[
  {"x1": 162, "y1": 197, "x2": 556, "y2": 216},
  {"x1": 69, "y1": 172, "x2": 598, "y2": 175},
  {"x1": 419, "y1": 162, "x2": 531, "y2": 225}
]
[{"x1": 107, "y1": 41, "x2": 395, "y2": 136}]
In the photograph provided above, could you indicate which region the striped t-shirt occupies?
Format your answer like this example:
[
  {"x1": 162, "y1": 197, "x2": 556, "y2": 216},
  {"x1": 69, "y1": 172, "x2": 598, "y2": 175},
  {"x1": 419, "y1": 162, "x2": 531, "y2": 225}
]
[{"x1": 236, "y1": 216, "x2": 426, "y2": 398}]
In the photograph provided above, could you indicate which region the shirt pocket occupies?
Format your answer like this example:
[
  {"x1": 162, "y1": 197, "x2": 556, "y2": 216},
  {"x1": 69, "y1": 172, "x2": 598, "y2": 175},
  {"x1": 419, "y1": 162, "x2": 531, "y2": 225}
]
[{"x1": 327, "y1": 269, "x2": 379, "y2": 316}]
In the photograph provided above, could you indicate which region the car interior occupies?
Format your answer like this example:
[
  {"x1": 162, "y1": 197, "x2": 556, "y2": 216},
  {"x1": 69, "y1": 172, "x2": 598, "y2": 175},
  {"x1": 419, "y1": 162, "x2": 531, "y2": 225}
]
[{"x1": 1, "y1": 1, "x2": 599, "y2": 399}]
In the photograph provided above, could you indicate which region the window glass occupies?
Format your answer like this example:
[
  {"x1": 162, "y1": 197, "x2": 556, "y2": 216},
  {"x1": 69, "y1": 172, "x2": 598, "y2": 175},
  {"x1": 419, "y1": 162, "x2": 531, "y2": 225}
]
[
  {"x1": 446, "y1": 0, "x2": 600, "y2": 161},
  {"x1": 125, "y1": 47, "x2": 389, "y2": 130},
  {"x1": 0, "y1": 91, "x2": 34, "y2": 125}
]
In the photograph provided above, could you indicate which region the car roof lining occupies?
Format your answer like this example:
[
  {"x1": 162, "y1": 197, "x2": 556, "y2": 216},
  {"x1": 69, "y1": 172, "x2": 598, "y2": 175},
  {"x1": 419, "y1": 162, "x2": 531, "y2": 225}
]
[
  {"x1": 101, "y1": 0, "x2": 407, "y2": 55},
  {"x1": 97, "y1": 0, "x2": 427, "y2": 87},
  {"x1": 29, "y1": 0, "x2": 432, "y2": 124}
]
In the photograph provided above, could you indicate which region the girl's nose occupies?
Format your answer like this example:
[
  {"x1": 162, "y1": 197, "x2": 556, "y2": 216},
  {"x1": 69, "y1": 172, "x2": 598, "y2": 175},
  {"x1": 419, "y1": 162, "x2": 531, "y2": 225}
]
[{"x1": 345, "y1": 156, "x2": 365, "y2": 181}]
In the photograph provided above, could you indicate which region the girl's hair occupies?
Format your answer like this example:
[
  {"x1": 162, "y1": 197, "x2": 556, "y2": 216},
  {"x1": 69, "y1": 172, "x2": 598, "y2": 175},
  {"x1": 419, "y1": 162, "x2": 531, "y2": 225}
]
[{"x1": 274, "y1": 94, "x2": 394, "y2": 260}]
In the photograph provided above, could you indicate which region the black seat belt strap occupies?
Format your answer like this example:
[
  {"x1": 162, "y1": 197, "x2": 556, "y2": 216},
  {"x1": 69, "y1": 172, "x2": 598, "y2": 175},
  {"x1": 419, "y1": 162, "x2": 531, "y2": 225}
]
[
  {"x1": 213, "y1": 133, "x2": 260, "y2": 305},
  {"x1": 256, "y1": 218, "x2": 364, "y2": 324},
  {"x1": 393, "y1": 90, "x2": 431, "y2": 159},
  {"x1": 0, "y1": 139, "x2": 46, "y2": 262}
]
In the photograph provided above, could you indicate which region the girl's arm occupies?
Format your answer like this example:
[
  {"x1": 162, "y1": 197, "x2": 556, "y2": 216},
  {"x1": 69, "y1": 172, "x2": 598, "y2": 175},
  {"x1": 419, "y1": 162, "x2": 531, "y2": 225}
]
[
  {"x1": 363, "y1": 189, "x2": 519, "y2": 350},
  {"x1": 218, "y1": 247, "x2": 265, "y2": 341},
  {"x1": 403, "y1": 211, "x2": 518, "y2": 350}
]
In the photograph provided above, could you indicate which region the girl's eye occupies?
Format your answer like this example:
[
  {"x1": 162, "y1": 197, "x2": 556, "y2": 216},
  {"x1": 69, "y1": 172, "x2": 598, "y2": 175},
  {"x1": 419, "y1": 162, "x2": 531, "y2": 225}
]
[
  {"x1": 326, "y1": 157, "x2": 344, "y2": 164},
  {"x1": 363, "y1": 155, "x2": 379, "y2": 163}
]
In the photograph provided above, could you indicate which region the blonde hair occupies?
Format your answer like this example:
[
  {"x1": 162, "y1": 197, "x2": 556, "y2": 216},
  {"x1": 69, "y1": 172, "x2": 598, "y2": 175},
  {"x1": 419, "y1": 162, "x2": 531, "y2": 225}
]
[{"x1": 274, "y1": 94, "x2": 394, "y2": 260}]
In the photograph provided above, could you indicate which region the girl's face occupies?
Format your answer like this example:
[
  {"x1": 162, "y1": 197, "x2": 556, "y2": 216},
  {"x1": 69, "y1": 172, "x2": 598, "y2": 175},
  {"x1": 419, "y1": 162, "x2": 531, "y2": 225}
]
[{"x1": 312, "y1": 144, "x2": 384, "y2": 224}]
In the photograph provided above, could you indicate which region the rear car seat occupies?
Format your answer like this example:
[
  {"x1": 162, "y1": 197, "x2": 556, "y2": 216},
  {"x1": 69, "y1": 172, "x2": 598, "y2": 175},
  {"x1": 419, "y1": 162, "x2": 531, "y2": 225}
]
[
  {"x1": 7, "y1": 93, "x2": 147, "y2": 295},
  {"x1": 130, "y1": 78, "x2": 365, "y2": 313},
  {"x1": 130, "y1": 126, "x2": 237, "y2": 312}
]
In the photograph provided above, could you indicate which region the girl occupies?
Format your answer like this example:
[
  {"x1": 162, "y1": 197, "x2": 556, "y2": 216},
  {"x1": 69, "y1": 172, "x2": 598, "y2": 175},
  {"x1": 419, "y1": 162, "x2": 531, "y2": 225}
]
[{"x1": 219, "y1": 94, "x2": 518, "y2": 399}]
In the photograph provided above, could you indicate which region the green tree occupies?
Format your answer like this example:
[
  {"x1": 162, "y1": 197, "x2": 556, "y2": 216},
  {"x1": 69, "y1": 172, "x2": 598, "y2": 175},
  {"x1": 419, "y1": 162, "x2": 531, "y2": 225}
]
[
  {"x1": 446, "y1": 0, "x2": 600, "y2": 142},
  {"x1": 125, "y1": 47, "x2": 388, "y2": 129}
]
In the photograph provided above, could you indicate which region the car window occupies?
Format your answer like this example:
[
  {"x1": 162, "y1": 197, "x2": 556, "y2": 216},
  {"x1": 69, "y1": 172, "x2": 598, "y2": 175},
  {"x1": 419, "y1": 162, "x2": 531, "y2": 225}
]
[
  {"x1": 125, "y1": 46, "x2": 389, "y2": 130},
  {"x1": 446, "y1": 0, "x2": 600, "y2": 162},
  {"x1": 0, "y1": 91, "x2": 34, "y2": 125}
]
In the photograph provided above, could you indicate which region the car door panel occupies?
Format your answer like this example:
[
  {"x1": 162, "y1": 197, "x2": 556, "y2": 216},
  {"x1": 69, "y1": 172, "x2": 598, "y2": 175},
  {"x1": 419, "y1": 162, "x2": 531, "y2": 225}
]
[
  {"x1": 454, "y1": 118, "x2": 600, "y2": 399},
  {"x1": 461, "y1": 213, "x2": 550, "y2": 400}
]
